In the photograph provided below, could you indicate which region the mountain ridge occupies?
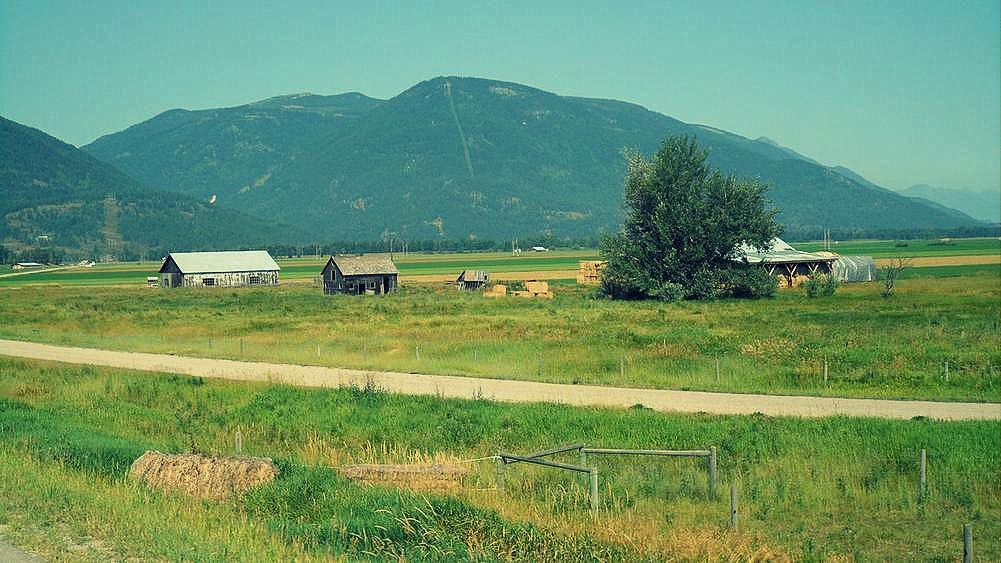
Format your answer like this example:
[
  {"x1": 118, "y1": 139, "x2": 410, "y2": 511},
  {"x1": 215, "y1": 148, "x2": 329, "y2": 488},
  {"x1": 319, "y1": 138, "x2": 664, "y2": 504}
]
[
  {"x1": 83, "y1": 76, "x2": 980, "y2": 241},
  {"x1": 0, "y1": 116, "x2": 308, "y2": 260}
]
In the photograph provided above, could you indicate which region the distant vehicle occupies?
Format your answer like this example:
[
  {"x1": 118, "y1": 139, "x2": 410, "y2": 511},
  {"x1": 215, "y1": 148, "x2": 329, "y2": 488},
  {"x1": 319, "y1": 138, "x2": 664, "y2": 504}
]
[{"x1": 531, "y1": 246, "x2": 549, "y2": 252}]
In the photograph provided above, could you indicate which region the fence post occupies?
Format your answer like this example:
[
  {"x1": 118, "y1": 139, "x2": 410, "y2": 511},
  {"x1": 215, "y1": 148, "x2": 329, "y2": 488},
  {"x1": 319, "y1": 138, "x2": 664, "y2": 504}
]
[
  {"x1": 730, "y1": 483, "x2": 738, "y2": 531},
  {"x1": 495, "y1": 457, "x2": 505, "y2": 490},
  {"x1": 316, "y1": 343, "x2": 320, "y2": 358},
  {"x1": 715, "y1": 357, "x2": 721, "y2": 382},
  {"x1": 823, "y1": 359, "x2": 829, "y2": 385},
  {"x1": 538, "y1": 353, "x2": 543, "y2": 377},
  {"x1": 963, "y1": 523, "x2": 972, "y2": 563},
  {"x1": 920, "y1": 448, "x2": 927, "y2": 499},
  {"x1": 235, "y1": 430, "x2": 243, "y2": 455},
  {"x1": 589, "y1": 469, "x2": 599, "y2": 513},
  {"x1": 620, "y1": 356, "x2": 625, "y2": 378},
  {"x1": 579, "y1": 447, "x2": 587, "y2": 469},
  {"x1": 708, "y1": 447, "x2": 718, "y2": 499},
  {"x1": 416, "y1": 345, "x2": 420, "y2": 361}
]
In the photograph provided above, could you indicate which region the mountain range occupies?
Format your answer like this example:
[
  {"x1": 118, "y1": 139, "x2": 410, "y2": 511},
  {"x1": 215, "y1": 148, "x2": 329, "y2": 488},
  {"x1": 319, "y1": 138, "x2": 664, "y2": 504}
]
[
  {"x1": 896, "y1": 184, "x2": 1000, "y2": 224},
  {"x1": 81, "y1": 76, "x2": 981, "y2": 242},
  {"x1": 0, "y1": 116, "x2": 305, "y2": 259}
]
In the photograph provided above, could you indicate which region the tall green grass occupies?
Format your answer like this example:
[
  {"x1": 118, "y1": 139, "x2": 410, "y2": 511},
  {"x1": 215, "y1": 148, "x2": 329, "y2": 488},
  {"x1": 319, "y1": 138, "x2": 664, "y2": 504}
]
[
  {"x1": 0, "y1": 358, "x2": 997, "y2": 560},
  {"x1": 1, "y1": 275, "x2": 998, "y2": 401}
]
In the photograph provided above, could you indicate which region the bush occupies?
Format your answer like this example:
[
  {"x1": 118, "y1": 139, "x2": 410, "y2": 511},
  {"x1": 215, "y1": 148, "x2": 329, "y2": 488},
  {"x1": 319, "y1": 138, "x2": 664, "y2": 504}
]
[
  {"x1": 729, "y1": 268, "x2": 778, "y2": 298},
  {"x1": 804, "y1": 273, "x2": 838, "y2": 297}
]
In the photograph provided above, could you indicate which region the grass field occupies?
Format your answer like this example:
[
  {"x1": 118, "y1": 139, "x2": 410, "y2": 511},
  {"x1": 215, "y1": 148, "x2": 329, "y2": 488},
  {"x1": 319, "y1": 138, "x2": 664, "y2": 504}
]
[
  {"x1": 0, "y1": 358, "x2": 996, "y2": 561},
  {"x1": 796, "y1": 237, "x2": 1000, "y2": 258},
  {"x1": 0, "y1": 272, "x2": 998, "y2": 402}
]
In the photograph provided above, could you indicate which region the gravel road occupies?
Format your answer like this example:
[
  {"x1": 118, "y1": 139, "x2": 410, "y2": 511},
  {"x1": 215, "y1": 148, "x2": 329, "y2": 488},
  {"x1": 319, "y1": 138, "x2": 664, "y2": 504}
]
[{"x1": 1, "y1": 339, "x2": 997, "y2": 420}]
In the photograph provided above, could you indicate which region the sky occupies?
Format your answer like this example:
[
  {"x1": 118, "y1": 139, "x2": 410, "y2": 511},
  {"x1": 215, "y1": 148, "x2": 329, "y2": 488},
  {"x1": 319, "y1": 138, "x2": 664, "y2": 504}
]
[{"x1": 1, "y1": 0, "x2": 999, "y2": 193}]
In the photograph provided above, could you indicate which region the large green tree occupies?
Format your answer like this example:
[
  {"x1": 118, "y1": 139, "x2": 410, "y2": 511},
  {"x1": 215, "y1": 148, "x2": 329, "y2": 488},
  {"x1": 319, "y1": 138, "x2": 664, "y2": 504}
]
[{"x1": 600, "y1": 136, "x2": 782, "y2": 300}]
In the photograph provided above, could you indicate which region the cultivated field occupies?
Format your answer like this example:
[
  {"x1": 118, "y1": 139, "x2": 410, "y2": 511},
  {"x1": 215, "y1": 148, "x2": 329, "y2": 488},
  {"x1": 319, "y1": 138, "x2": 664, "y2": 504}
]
[
  {"x1": 0, "y1": 358, "x2": 997, "y2": 561},
  {"x1": 1, "y1": 237, "x2": 998, "y2": 288}
]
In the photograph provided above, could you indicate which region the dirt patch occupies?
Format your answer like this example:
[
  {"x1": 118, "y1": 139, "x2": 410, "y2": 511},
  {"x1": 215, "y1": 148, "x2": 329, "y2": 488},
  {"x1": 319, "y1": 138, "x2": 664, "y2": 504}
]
[
  {"x1": 338, "y1": 463, "x2": 469, "y2": 492},
  {"x1": 129, "y1": 451, "x2": 278, "y2": 499},
  {"x1": 403, "y1": 270, "x2": 577, "y2": 283},
  {"x1": 875, "y1": 255, "x2": 999, "y2": 267}
]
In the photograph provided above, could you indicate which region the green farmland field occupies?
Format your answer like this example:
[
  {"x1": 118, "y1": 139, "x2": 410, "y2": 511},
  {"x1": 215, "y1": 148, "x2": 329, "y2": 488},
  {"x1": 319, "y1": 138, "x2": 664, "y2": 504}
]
[
  {"x1": 795, "y1": 236, "x2": 1000, "y2": 258},
  {"x1": 0, "y1": 358, "x2": 996, "y2": 561}
]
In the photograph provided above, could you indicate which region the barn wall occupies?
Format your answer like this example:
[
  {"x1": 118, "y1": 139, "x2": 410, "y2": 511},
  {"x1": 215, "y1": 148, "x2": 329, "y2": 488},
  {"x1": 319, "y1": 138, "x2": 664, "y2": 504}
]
[{"x1": 179, "y1": 270, "x2": 279, "y2": 288}]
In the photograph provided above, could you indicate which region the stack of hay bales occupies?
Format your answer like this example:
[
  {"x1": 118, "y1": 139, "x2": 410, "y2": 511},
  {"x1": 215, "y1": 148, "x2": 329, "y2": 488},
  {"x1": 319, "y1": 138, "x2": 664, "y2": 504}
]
[
  {"x1": 484, "y1": 283, "x2": 508, "y2": 297},
  {"x1": 338, "y1": 463, "x2": 469, "y2": 493},
  {"x1": 576, "y1": 260, "x2": 606, "y2": 285},
  {"x1": 129, "y1": 451, "x2": 279, "y2": 500},
  {"x1": 512, "y1": 280, "x2": 553, "y2": 298}
]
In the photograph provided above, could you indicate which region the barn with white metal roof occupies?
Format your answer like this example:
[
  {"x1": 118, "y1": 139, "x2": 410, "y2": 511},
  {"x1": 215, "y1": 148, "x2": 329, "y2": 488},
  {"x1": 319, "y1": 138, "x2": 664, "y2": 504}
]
[{"x1": 158, "y1": 250, "x2": 280, "y2": 288}]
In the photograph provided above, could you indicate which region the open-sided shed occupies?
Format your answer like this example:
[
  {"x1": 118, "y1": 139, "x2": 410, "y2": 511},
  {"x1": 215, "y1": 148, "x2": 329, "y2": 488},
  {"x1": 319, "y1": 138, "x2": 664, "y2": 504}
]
[{"x1": 736, "y1": 238, "x2": 837, "y2": 288}]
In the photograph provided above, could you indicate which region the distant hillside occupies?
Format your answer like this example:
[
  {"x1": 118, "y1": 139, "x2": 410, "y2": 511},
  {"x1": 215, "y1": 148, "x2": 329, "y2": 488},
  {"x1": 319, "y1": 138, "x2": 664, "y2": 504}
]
[
  {"x1": 84, "y1": 76, "x2": 980, "y2": 241},
  {"x1": 897, "y1": 184, "x2": 1000, "y2": 223},
  {"x1": 0, "y1": 116, "x2": 306, "y2": 259}
]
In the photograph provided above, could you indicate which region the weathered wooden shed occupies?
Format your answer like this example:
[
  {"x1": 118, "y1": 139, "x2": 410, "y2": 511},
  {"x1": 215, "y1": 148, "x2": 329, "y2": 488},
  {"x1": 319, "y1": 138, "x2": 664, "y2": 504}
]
[
  {"x1": 321, "y1": 254, "x2": 398, "y2": 295},
  {"x1": 456, "y1": 270, "x2": 490, "y2": 290},
  {"x1": 158, "y1": 250, "x2": 280, "y2": 288}
]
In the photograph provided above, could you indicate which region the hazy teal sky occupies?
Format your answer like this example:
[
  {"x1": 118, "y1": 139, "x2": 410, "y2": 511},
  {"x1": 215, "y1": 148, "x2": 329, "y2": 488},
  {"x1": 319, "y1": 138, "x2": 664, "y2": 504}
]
[{"x1": 2, "y1": 0, "x2": 998, "y2": 193}]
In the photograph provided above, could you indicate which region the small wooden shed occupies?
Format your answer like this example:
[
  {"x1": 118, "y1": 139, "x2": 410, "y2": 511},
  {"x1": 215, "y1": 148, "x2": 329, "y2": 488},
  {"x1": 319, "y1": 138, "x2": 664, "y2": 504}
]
[
  {"x1": 321, "y1": 254, "x2": 398, "y2": 295},
  {"x1": 456, "y1": 270, "x2": 490, "y2": 290},
  {"x1": 158, "y1": 250, "x2": 280, "y2": 288}
]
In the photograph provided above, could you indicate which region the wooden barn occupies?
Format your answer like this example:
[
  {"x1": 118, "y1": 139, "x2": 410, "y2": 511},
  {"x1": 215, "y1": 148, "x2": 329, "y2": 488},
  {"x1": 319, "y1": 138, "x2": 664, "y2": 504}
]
[
  {"x1": 158, "y1": 250, "x2": 280, "y2": 288},
  {"x1": 321, "y1": 254, "x2": 398, "y2": 295},
  {"x1": 736, "y1": 238, "x2": 836, "y2": 288},
  {"x1": 456, "y1": 270, "x2": 489, "y2": 290}
]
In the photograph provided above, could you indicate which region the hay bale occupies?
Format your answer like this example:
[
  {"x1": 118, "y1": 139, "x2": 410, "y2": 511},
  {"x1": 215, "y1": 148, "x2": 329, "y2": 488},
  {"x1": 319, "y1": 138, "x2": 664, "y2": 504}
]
[
  {"x1": 129, "y1": 451, "x2": 279, "y2": 500},
  {"x1": 338, "y1": 463, "x2": 469, "y2": 493},
  {"x1": 576, "y1": 260, "x2": 606, "y2": 285},
  {"x1": 524, "y1": 281, "x2": 549, "y2": 294},
  {"x1": 484, "y1": 284, "x2": 507, "y2": 297}
]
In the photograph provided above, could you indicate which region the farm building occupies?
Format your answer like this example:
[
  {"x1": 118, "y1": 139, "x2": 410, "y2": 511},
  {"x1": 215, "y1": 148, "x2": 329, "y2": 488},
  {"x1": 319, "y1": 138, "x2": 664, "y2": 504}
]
[
  {"x1": 736, "y1": 238, "x2": 837, "y2": 288},
  {"x1": 12, "y1": 261, "x2": 44, "y2": 270},
  {"x1": 321, "y1": 254, "x2": 398, "y2": 295},
  {"x1": 158, "y1": 250, "x2": 280, "y2": 288},
  {"x1": 831, "y1": 256, "x2": 878, "y2": 282},
  {"x1": 456, "y1": 270, "x2": 490, "y2": 290}
]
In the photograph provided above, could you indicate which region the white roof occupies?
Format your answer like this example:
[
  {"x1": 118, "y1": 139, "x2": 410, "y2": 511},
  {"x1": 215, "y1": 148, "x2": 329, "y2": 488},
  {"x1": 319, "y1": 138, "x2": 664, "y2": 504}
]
[
  {"x1": 736, "y1": 237, "x2": 836, "y2": 265},
  {"x1": 161, "y1": 250, "x2": 279, "y2": 274}
]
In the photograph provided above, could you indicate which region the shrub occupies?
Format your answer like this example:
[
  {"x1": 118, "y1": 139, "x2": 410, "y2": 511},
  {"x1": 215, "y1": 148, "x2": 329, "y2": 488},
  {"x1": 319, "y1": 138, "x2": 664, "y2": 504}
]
[
  {"x1": 729, "y1": 267, "x2": 779, "y2": 298},
  {"x1": 804, "y1": 273, "x2": 838, "y2": 297}
]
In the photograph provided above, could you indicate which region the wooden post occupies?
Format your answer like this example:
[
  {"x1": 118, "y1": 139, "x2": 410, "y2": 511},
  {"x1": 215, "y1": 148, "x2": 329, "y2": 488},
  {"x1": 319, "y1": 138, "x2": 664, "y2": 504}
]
[
  {"x1": 416, "y1": 345, "x2": 420, "y2": 361},
  {"x1": 944, "y1": 361, "x2": 950, "y2": 382},
  {"x1": 920, "y1": 448, "x2": 927, "y2": 498},
  {"x1": 495, "y1": 457, "x2": 505, "y2": 490},
  {"x1": 240, "y1": 338, "x2": 244, "y2": 354},
  {"x1": 715, "y1": 357, "x2": 721, "y2": 382},
  {"x1": 589, "y1": 469, "x2": 599, "y2": 513},
  {"x1": 620, "y1": 356, "x2": 625, "y2": 378},
  {"x1": 823, "y1": 359, "x2": 829, "y2": 385},
  {"x1": 235, "y1": 430, "x2": 242, "y2": 455},
  {"x1": 729, "y1": 483, "x2": 738, "y2": 531},
  {"x1": 208, "y1": 338, "x2": 212, "y2": 349},
  {"x1": 538, "y1": 353, "x2": 543, "y2": 377},
  {"x1": 579, "y1": 448, "x2": 587, "y2": 469},
  {"x1": 963, "y1": 523, "x2": 972, "y2": 563},
  {"x1": 473, "y1": 349, "x2": 478, "y2": 363},
  {"x1": 316, "y1": 343, "x2": 320, "y2": 358},
  {"x1": 708, "y1": 447, "x2": 718, "y2": 499}
]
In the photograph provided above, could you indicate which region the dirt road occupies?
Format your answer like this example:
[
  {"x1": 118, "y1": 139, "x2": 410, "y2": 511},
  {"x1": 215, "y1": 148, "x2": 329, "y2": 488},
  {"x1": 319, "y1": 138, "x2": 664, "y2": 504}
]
[{"x1": 1, "y1": 339, "x2": 997, "y2": 420}]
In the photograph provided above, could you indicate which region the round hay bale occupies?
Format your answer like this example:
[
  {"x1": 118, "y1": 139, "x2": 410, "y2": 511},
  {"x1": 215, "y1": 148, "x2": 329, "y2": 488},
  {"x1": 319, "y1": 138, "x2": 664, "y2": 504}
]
[{"x1": 129, "y1": 450, "x2": 279, "y2": 500}]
